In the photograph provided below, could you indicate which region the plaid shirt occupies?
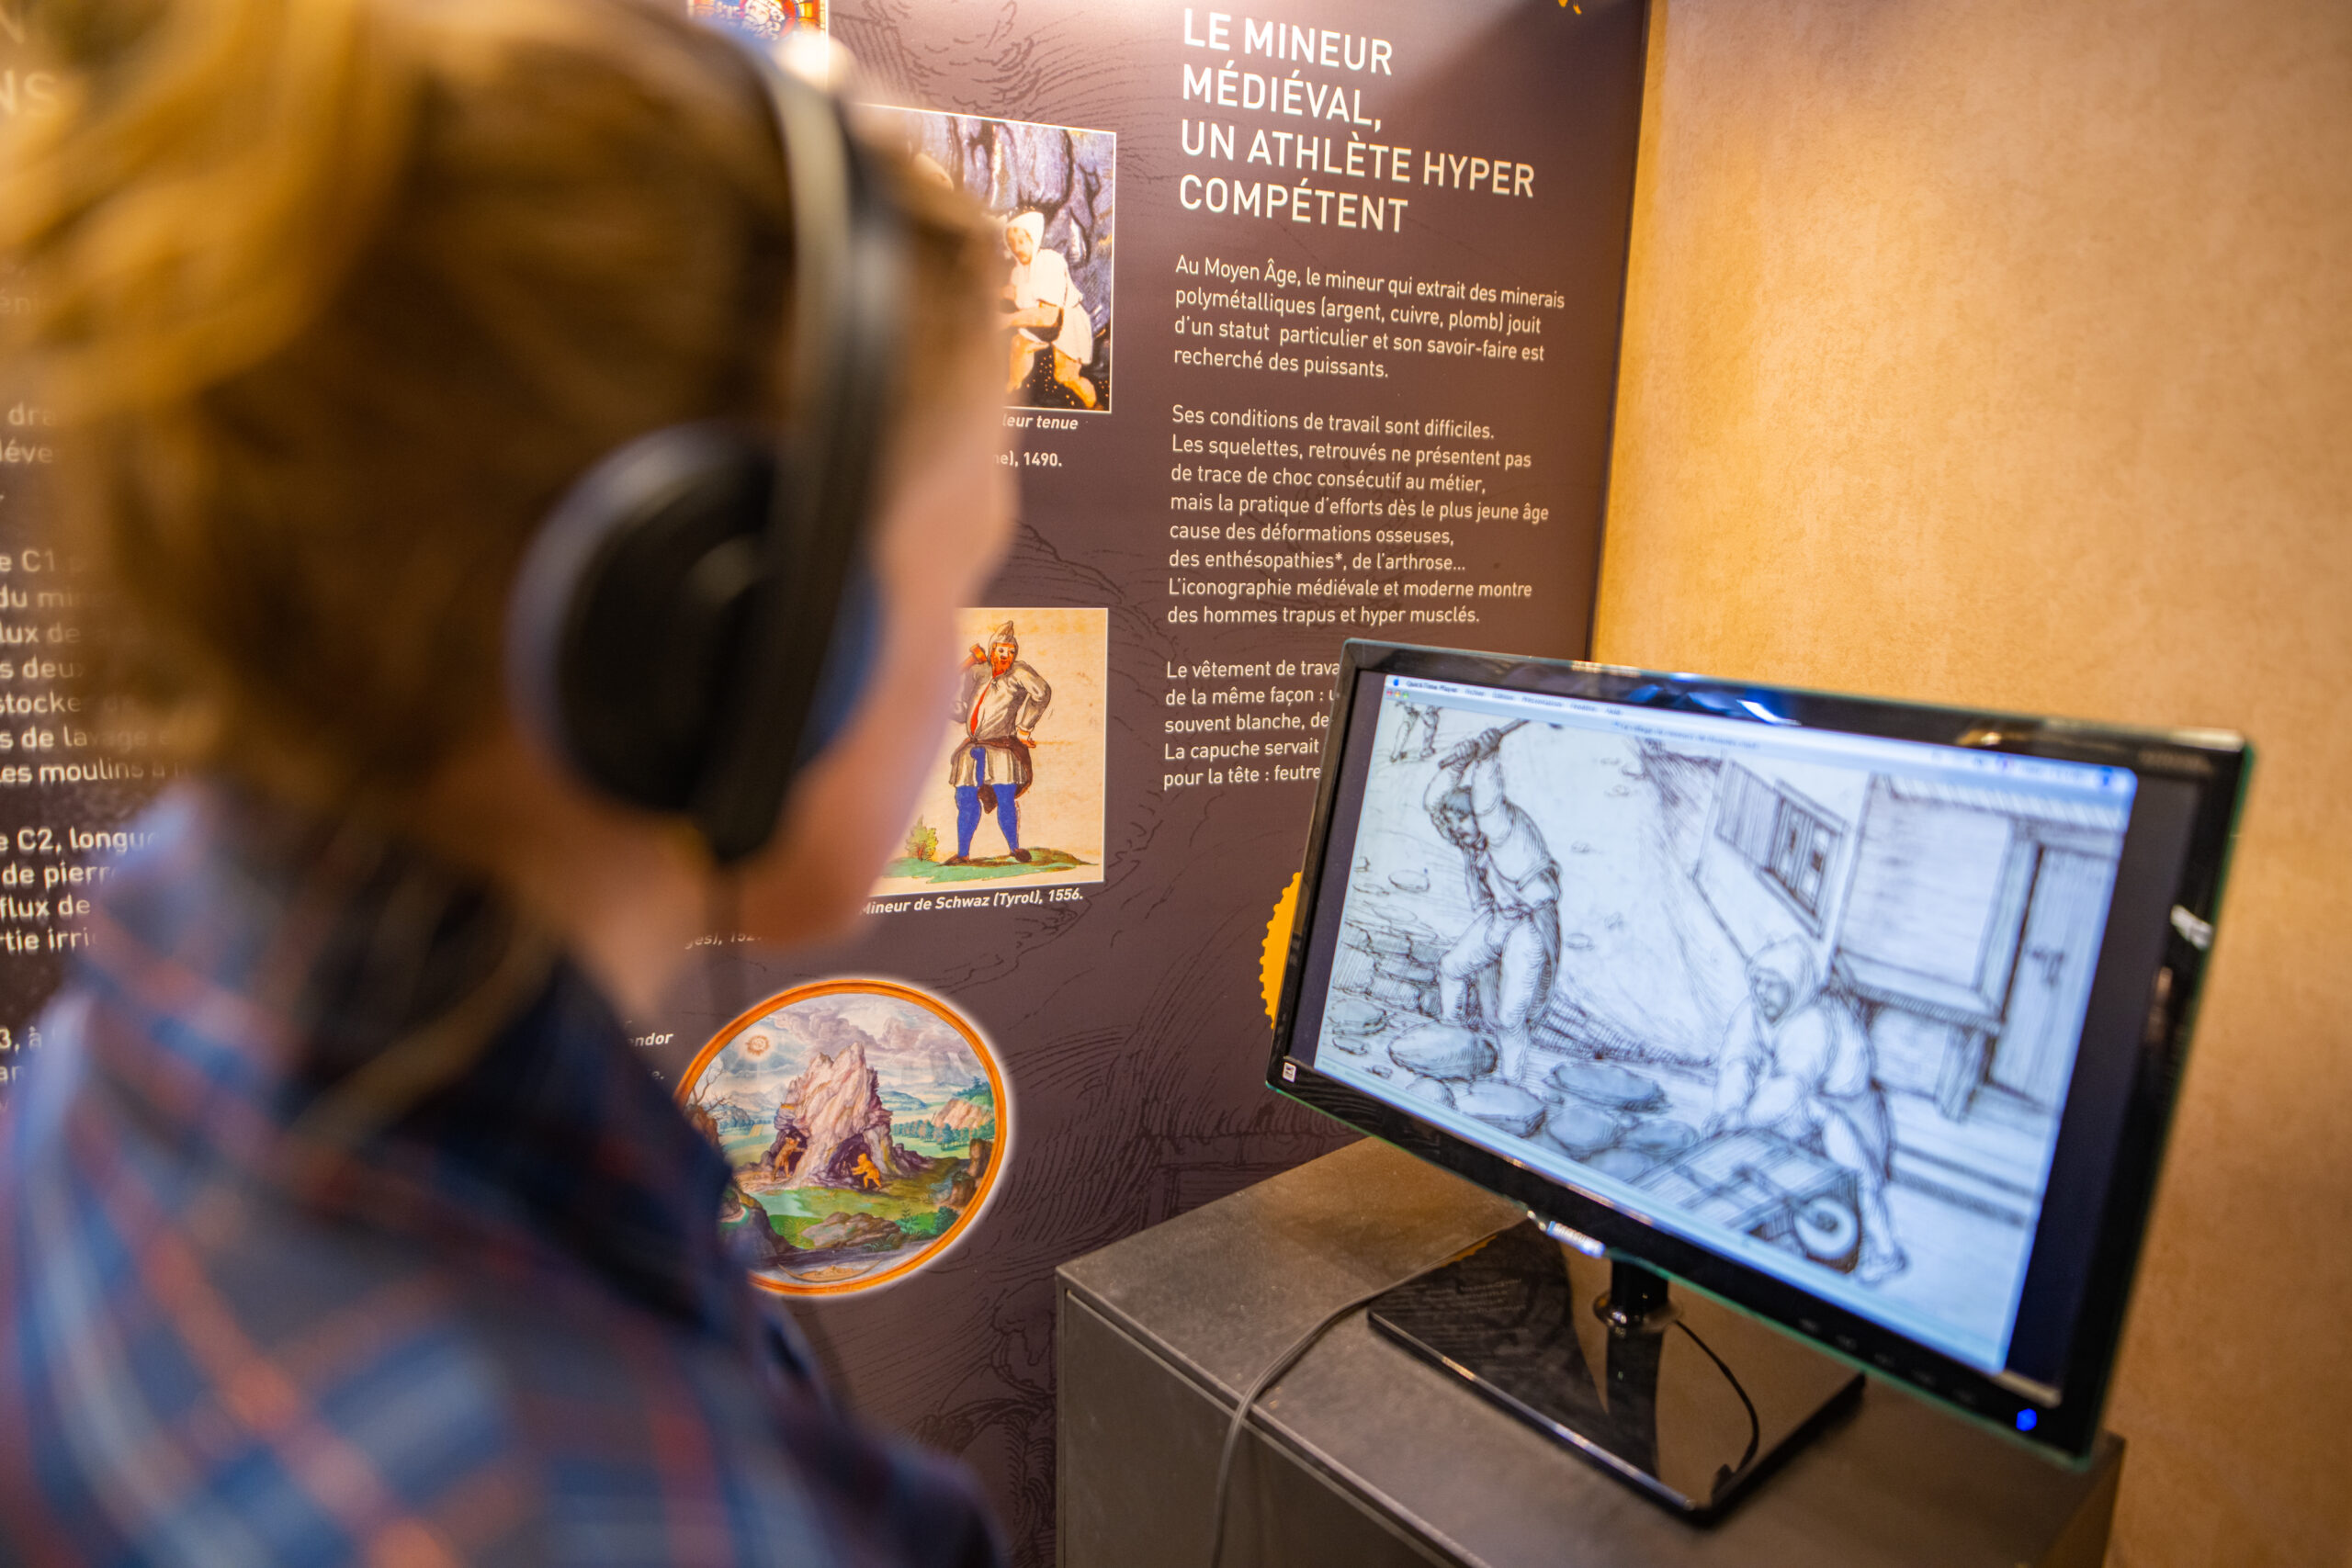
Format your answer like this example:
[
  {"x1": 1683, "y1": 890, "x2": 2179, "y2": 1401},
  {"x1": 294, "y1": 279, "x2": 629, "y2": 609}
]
[{"x1": 0, "y1": 784, "x2": 1001, "y2": 1568}]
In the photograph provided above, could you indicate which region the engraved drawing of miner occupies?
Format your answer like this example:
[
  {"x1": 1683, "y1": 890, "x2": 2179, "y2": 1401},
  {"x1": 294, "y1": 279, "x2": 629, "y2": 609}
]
[
  {"x1": 948, "y1": 621, "x2": 1053, "y2": 864},
  {"x1": 1426, "y1": 721, "x2": 1561, "y2": 1087},
  {"x1": 1706, "y1": 940, "x2": 1909, "y2": 1283}
]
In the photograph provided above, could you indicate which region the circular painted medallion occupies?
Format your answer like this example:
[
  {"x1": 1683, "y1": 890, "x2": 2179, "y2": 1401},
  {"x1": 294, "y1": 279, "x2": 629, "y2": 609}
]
[{"x1": 679, "y1": 979, "x2": 1009, "y2": 1296}]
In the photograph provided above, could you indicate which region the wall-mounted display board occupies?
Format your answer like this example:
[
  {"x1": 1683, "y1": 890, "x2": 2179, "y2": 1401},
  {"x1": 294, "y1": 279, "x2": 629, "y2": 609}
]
[
  {"x1": 659, "y1": 2, "x2": 1650, "y2": 1560},
  {"x1": 0, "y1": 4, "x2": 1648, "y2": 1559}
]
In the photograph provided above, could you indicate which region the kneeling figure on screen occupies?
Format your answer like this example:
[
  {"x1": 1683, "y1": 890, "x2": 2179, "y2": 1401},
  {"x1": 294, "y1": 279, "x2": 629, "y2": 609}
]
[{"x1": 1707, "y1": 942, "x2": 1908, "y2": 1283}]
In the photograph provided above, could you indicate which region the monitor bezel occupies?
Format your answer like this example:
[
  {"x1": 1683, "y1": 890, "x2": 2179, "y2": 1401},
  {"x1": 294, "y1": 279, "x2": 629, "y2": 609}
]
[{"x1": 1266, "y1": 640, "x2": 2248, "y2": 1461}]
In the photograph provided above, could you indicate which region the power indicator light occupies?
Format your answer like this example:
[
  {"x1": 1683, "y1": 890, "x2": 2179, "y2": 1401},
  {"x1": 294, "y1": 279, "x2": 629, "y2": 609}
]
[{"x1": 2015, "y1": 1409, "x2": 2038, "y2": 1433}]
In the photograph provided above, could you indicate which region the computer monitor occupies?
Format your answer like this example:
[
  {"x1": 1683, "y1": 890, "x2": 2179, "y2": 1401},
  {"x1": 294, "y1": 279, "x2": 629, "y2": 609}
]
[{"x1": 1268, "y1": 642, "x2": 2246, "y2": 1513}]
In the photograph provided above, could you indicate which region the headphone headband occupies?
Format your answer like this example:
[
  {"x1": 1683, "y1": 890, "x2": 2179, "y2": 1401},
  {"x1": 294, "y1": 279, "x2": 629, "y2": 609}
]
[
  {"x1": 506, "y1": 26, "x2": 910, "y2": 867},
  {"x1": 692, "y1": 41, "x2": 908, "y2": 863}
]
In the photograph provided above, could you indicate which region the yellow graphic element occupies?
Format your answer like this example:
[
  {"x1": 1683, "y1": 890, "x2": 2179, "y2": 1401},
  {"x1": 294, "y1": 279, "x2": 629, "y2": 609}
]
[{"x1": 1261, "y1": 873, "x2": 1302, "y2": 1026}]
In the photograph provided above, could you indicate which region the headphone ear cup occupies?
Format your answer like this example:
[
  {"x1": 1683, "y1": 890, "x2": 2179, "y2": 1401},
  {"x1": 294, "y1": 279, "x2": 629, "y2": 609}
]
[{"x1": 508, "y1": 424, "x2": 773, "y2": 813}]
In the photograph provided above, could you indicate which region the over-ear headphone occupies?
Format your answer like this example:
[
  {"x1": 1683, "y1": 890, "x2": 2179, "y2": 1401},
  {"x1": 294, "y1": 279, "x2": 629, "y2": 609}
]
[{"x1": 505, "y1": 27, "x2": 906, "y2": 866}]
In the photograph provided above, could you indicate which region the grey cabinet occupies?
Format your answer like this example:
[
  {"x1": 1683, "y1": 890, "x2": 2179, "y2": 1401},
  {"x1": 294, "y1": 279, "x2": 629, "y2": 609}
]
[{"x1": 1057, "y1": 1139, "x2": 2120, "y2": 1568}]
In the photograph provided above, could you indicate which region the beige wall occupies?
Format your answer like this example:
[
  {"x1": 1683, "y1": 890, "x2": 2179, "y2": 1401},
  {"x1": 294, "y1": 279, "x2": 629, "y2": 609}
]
[{"x1": 1596, "y1": 1, "x2": 2352, "y2": 1562}]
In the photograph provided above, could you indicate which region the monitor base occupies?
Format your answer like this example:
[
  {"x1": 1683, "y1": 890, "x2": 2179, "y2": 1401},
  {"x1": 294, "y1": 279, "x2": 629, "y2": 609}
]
[{"x1": 1367, "y1": 1220, "x2": 1864, "y2": 1520}]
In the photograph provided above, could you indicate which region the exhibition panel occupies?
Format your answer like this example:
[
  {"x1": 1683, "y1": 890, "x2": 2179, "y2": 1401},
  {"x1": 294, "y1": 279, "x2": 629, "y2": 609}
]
[
  {"x1": 629, "y1": 4, "x2": 1652, "y2": 1556},
  {"x1": 0, "y1": 4, "x2": 1650, "y2": 1551}
]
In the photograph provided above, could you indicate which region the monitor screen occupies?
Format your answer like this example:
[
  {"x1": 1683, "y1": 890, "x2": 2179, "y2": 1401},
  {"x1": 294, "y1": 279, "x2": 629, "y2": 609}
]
[{"x1": 1272, "y1": 644, "x2": 2245, "y2": 1456}]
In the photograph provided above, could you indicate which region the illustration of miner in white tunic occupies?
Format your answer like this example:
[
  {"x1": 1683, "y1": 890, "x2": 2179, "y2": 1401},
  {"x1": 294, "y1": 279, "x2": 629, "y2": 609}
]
[
  {"x1": 1426, "y1": 722, "x2": 1562, "y2": 1086},
  {"x1": 1002, "y1": 210, "x2": 1099, "y2": 410},
  {"x1": 948, "y1": 622, "x2": 1053, "y2": 864}
]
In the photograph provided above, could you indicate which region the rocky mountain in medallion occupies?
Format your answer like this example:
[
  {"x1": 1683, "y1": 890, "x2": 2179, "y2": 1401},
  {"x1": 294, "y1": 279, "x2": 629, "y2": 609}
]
[
  {"x1": 899, "y1": 1082, "x2": 998, "y2": 1148},
  {"x1": 937, "y1": 1089, "x2": 994, "y2": 1131},
  {"x1": 776, "y1": 1041, "x2": 923, "y2": 1190}
]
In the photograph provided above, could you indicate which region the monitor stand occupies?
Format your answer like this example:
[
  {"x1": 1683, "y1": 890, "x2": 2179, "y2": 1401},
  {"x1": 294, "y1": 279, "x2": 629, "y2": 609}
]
[{"x1": 1366, "y1": 1220, "x2": 1863, "y2": 1520}]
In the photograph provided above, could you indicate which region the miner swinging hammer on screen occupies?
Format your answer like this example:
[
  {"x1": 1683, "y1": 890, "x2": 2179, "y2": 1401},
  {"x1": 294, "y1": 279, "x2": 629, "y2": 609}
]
[
  {"x1": 1427, "y1": 722, "x2": 1562, "y2": 1087},
  {"x1": 950, "y1": 622, "x2": 1053, "y2": 864}
]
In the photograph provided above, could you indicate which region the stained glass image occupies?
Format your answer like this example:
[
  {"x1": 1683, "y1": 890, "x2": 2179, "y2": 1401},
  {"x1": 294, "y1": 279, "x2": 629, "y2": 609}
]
[{"x1": 689, "y1": 0, "x2": 824, "y2": 40}]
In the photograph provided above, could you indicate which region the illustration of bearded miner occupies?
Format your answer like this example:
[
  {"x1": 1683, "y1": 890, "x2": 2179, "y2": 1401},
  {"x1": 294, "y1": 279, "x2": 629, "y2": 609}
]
[{"x1": 949, "y1": 621, "x2": 1053, "y2": 863}]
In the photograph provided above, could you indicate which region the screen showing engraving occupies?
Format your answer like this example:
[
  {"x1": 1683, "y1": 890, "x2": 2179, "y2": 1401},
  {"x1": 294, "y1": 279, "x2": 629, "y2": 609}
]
[{"x1": 1305, "y1": 675, "x2": 2136, "y2": 1371}]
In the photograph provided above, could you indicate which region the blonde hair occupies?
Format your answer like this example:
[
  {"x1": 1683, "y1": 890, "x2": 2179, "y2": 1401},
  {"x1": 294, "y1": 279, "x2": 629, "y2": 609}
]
[{"x1": 0, "y1": 0, "x2": 995, "y2": 805}]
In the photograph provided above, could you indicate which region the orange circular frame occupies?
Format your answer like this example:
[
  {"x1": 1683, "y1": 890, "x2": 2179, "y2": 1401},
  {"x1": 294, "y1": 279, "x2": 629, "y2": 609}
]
[{"x1": 680, "y1": 978, "x2": 1011, "y2": 1296}]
